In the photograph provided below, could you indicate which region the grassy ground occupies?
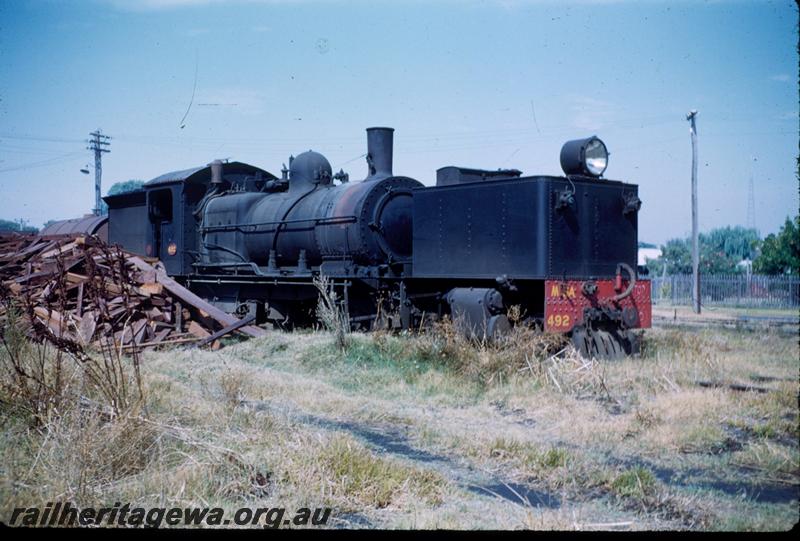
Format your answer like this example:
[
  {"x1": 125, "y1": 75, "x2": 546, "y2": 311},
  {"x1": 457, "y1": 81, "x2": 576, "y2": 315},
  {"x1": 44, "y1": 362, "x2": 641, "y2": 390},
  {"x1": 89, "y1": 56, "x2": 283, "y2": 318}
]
[{"x1": 0, "y1": 321, "x2": 797, "y2": 530}]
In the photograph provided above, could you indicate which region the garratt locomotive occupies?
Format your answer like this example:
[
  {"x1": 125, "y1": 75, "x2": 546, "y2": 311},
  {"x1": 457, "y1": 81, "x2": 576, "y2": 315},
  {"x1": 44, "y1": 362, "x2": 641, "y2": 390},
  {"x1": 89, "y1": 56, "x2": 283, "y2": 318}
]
[{"x1": 104, "y1": 127, "x2": 650, "y2": 358}]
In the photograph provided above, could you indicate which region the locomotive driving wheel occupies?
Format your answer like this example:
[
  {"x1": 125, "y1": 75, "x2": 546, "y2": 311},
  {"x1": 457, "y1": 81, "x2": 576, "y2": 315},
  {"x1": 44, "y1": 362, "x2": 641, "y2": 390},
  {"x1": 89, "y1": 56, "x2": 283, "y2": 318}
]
[
  {"x1": 570, "y1": 327, "x2": 592, "y2": 358},
  {"x1": 597, "y1": 330, "x2": 625, "y2": 360},
  {"x1": 572, "y1": 327, "x2": 628, "y2": 360}
]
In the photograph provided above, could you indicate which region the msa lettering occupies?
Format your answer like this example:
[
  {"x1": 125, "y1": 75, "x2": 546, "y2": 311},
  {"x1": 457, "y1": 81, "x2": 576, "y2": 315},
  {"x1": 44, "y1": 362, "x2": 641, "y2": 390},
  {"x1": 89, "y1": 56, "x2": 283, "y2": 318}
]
[{"x1": 549, "y1": 285, "x2": 576, "y2": 299}]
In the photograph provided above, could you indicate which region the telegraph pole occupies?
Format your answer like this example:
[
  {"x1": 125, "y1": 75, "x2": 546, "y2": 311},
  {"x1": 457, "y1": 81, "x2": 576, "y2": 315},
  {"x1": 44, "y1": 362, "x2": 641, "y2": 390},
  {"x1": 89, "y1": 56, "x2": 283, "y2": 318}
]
[
  {"x1": 87, "y1": 130, "x2": 111, "y2": 215},
  {"x1": 686, "y1": 110, "x2": 700, "y2": 314}
]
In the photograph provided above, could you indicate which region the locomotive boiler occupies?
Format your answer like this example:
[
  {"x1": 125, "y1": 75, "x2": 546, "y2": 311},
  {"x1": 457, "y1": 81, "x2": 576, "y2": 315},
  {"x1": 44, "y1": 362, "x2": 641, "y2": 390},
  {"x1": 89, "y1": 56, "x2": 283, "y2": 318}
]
[
  {"x1": 103, "y1": 127, "x2": 651, "y2": 358},
  {"x1": 198, "y1": 128, "x2": 421, "y2": 270}
]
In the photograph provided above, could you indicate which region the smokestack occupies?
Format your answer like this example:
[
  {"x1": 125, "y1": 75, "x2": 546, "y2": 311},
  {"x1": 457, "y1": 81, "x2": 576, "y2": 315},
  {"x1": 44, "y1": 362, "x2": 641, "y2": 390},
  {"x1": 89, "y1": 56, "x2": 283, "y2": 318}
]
[
  {"x1": 209, "y1": 159, "x2": 224, "y2": 185},
  {"x1": 366, "y1": 127, "x2": 394, "y2": 180}
]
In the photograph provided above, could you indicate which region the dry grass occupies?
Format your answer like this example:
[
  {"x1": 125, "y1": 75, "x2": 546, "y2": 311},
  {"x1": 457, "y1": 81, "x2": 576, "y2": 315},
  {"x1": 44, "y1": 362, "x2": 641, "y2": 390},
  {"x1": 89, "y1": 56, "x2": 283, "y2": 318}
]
[
  {"x1": 313, "y1": 275, "x2": 349, "y2": 351},
  {"x1": 633, "y1": 389, "x2": 733, "y2": 453},
  {"x1": 730, "y1": 440, "x2": 800, "y2": 484},
  {"x1": 0, "y1": 302, "x2": 145, "y2": 426},
  {"x1": 413, "y1": 317, "x2": 567, "y2": 385},
  {"x1": 278, "y1": 433, "x2": 447, "y2": 509},
  {"x1": 219, "y1": 369, "x2": 251, "y2": 411},
  {"x1": 0, "y1": 320, "x2": 797, "y2": 530}
]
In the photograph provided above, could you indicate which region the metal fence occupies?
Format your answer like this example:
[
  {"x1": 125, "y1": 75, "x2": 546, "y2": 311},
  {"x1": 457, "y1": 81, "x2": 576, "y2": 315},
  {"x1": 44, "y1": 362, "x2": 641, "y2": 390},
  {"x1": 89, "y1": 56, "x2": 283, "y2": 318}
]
[{"x1": 650, "y1": 274, "x2": 800, "y2": 309}]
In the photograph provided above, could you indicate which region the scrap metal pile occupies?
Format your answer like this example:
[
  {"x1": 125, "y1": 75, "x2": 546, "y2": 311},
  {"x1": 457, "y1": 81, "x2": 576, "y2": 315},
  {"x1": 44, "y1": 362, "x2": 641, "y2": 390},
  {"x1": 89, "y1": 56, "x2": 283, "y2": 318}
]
[{"x1": 0, "y1": 233, "x2": 265, "y2": 352}]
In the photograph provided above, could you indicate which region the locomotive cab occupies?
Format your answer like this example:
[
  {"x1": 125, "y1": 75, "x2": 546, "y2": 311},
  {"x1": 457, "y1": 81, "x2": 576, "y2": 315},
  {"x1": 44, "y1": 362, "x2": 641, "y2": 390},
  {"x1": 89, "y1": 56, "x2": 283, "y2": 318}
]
[
  {"x1": 147, "y1": 187, "x2": 174, "y2": 267},
  {"x1": 104, "y1": 162, "x2": 276, "y2": 276}
]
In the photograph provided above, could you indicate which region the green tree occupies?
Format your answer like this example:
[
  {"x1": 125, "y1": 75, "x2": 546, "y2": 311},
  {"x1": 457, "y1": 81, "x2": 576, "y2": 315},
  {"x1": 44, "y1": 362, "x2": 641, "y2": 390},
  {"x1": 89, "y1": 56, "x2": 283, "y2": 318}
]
[
  {"x1": 753, "y1": 216, "x2": 800, "y2": 275},
  {"x1": 703, "y1": 226, "x2": 759, "y2": 261},
  {"x1": 698, "y1": 242, "x2": 738, "y2": 274},
  {"x1": 646, "y1": 226, "x2": 761, "y2": 275},
  {"x1": 99, "y1": 180, "x2": 145, "y2": 214},
  {"x1": 108, "y1": 179, "x2": 145, "y2": 196},
  {"x1": 0, "y1": 219, "x2": 37, "y2": 233},
  {"x1": 652, "y1": 238, "x2": 693, "y2": 274}
]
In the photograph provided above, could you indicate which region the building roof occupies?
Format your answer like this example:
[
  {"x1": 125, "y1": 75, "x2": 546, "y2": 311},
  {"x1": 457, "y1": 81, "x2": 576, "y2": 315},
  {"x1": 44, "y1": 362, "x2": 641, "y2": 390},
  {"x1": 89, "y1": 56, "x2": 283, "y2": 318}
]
[
  {"x1": 39, "y1": 214, "x2": 108, "y2": 238},
  {"x1": 145, "y1": 161, "x2": 275, "y2": 187}
]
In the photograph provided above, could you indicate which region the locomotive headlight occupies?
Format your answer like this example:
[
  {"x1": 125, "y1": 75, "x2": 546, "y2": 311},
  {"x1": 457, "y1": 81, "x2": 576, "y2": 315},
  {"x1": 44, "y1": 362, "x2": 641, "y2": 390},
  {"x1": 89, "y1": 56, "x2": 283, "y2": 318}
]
[
  {"x1": 583, "y1": 138, "x2": 608, "y2": 176},
  {"x1": 560, "y1": 136, "x2": 609, "y2": 177}
]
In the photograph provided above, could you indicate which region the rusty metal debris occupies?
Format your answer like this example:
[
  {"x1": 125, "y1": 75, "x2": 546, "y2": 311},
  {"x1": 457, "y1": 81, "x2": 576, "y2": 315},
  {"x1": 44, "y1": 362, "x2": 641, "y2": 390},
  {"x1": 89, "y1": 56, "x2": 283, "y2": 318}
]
[{"x1": 0, "y1": 232, "x2": 264, "y2": 353}]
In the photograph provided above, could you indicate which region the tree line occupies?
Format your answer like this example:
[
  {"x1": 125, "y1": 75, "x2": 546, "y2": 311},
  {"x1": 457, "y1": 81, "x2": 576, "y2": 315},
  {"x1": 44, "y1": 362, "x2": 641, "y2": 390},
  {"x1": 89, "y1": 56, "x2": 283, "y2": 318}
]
[{"x1": 645, "y1": 217, "x2": 799, "y2": 276}]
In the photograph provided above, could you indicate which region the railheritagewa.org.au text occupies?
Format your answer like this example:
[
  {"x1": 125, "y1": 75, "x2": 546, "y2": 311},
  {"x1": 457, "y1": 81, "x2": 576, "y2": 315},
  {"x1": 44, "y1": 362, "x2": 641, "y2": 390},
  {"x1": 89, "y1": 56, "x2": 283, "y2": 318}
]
[{"x1": 7, "y1": 502, "x2": 332, "y2": 528}]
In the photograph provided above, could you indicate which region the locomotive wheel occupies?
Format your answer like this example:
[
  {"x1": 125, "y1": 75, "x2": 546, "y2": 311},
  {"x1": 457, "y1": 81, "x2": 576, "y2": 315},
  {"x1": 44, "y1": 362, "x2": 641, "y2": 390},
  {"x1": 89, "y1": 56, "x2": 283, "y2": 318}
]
[
  {"x1": 608, "y1": 330, "x2": 628, "y2": 359},
  {"x1": 606, "y1": 332, "x2": 625, "y2": 360},
  {"x1": 589, "y1": 330, "x2": 625, "y2": 361},
  {"x1": 591, "y1": 331, "x2": 610, "y2": 359},
  {"x1": 570, "y1": 328, "x2": 591, "y2": 358},
  {"x1": 622, "y1": 330, "x2": 642, "y2": 356},
  {"x1": 586, "y1": 332, "x2": 600, "y2": 358}
]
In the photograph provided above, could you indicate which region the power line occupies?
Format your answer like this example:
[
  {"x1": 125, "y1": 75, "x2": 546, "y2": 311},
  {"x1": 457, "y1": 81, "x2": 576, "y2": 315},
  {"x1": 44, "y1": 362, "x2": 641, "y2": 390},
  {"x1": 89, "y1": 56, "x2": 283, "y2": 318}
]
[
  {"x1": 0, "y1": 133, "x2": 85, "y2": 144},
  {"x1": 0, "y1": 152, "x2": 84, "y2": 173},
  {"x1": 0, "y1": 144, "x2": 81, "y2": 156},
  {"x1": 0, "y1": 113, "x2": 792, "y2": 151},
  {"x1": 179, "y1": 50, "x2": 199, "y2": 129},
  {"x1": 112, "y1": 115, "x2": 685, "y2": 146}
]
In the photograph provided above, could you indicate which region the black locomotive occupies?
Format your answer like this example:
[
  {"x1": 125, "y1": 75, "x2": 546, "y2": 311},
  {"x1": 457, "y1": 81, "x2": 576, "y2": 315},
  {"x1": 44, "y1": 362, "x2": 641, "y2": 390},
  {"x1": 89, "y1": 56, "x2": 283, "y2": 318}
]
[{"x1": 104, "y1": 127, "x2": 651, "y2": 358}]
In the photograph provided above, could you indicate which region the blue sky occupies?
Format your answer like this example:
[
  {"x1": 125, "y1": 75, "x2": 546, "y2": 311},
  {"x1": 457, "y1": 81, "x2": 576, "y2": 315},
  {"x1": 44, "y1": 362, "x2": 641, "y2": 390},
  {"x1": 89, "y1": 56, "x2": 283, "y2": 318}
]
[{"x1": 0, "y1": 0, "x2": 797, "y2": 245}]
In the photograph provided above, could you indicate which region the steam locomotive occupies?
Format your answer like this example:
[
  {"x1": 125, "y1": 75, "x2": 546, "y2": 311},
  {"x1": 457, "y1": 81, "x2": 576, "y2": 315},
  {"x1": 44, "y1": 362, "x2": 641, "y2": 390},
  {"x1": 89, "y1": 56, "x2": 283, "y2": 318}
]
[{"x1": 102, "y1": 127, "x2": 651, "y2": 358}]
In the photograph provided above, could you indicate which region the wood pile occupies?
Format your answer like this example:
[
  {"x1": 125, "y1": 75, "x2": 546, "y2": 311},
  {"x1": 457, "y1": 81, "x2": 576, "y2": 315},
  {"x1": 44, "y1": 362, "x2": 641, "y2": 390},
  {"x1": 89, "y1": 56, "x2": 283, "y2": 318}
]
[{"x1": 0, "y1": 233, "x2": 265, "y2": 352}]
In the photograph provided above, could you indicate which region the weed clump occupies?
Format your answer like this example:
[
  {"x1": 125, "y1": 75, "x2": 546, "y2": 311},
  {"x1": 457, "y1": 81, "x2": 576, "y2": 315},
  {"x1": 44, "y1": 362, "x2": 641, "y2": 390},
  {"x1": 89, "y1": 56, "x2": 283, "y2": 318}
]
[
  {"x1": 610, "y1": 466, "x2": 658, "y2": 500},
  {"x1": 1, "y1": 405, "x2": 162, "y2": 507},
  {"x1": 486, "y1": 438, "x2": 571, "y2": 473},
  {"x1": 282, "y1": 434, "x2": 446, "y2": 509},
  {"x1": 314, "y1": 275, "x2": 350, "y2": 351},
  {"x1": 0, "y1": 305, "x2": 69, "y2": 424},
  {"x1": 219, "y1": 369, "x2": 249, "y2": 410},
  {"x1": 411, "y1": 317, "x2": 567, "y2": 385},
  {"x1": 0, "y1": 302, "x2": 145, "y2": 425}
]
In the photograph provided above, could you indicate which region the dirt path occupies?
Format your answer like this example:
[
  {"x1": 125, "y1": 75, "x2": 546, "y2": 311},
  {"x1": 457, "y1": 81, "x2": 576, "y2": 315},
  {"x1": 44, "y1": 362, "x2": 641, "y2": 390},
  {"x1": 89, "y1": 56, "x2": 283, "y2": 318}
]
[
  {"x1": 241, "y1": 397, "x2": 562, "y2": 509},
  {"x1": 652, "y1": 306, "x2": 798, "y2": 334}
]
